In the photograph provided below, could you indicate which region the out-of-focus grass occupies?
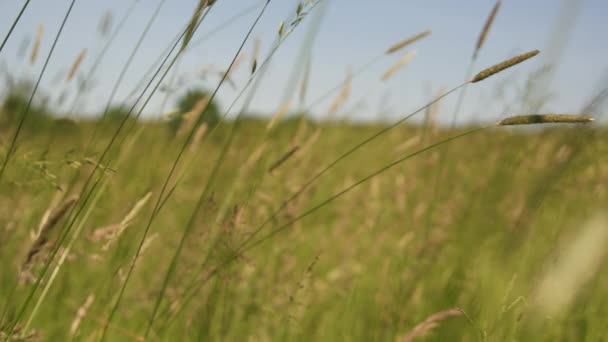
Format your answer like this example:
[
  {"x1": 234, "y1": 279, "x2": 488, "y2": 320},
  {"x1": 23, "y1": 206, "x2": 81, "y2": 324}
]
[{"x1": 1, "y1": 116, "x2": 606, "y2": 341}]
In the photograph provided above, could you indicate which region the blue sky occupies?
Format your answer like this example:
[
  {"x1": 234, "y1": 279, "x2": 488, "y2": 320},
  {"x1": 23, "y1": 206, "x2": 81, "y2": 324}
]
[{"x1": 0, "y1": 0, "x2": 606, "y2": 124}]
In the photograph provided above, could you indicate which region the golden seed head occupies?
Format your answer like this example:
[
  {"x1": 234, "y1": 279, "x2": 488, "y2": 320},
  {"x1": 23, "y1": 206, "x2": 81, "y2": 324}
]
[
  {"x1": 385, "y1": 30, "x2": 431, "y2": 55},
  {"x1": 471, "y1": 49, "x2": 540, "y2": 83},
  {"x1": 474, "y1": 0, "x2": 502, "y2": 57},
  {"x1": 497, "y1": 114, "x2": 594, "y2": 126}
]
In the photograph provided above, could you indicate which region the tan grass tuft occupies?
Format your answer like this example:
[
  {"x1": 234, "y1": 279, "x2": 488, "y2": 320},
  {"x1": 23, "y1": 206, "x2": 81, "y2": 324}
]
[
  {"x1": 268, "y1": 146, "x2": 299, "y2": 173},
  {"x1": 396, "y1": 308, "x2": 463, "y2": 342},
  {"x1": 381, "y1": 50, "x2": 416, "y2": 81},
  {"x1": 474, "y1": 0, "x2": 502, "y2": 58},
  {"x1": 385, "y1": 30, "x2": 431, "y2": 55},
  {"x1": 497, "y1": 114, "x2": 594, "y2": 126},
  {"x1": 66, "y1": 48, "x2": 88, "y2": 82},
  {"x1": 470, "y1": 50, "x2": 540, "y2": 83},
  {"x1": 30, "y1": 24, "x2": 44, "y2": 65},
  {"x1": 90, "y1": 192, "x2": 152, "y2": 251}
]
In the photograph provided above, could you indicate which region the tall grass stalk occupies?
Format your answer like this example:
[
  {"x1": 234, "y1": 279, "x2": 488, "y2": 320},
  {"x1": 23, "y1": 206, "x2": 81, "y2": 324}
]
[{"x1": 0, "y1": 0, "x2": 32, "y2": 54}]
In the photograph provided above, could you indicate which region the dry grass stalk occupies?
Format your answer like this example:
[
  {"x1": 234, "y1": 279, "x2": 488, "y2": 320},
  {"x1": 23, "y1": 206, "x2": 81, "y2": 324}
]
[
  {"x1": 470, "y1": 50, "x2": 540, "y2": 83},
  {"x1": 189, "y1": 122, "x2": 208, "y2": 153},
  {"x1": 300, "y1": 58, "x2": 311, "y2": 104},
  {"x1": 325, "y1": 68, "x2": 352, "y2": 118},
  {"x1": 21, "y1": 196, "x2": 78, "y2": 272},
  {"x1": 70, "y1": 294, "x2": 95, "y2": 337},
  {"x1": 397, "y1": 308, "x2": 463, "y2": 342},
  {"x1": 381, "y1": 50, "x2": 416, "y2": 81},
  {"x1": 89, "y1": 192, "x2": 152, "y2": 251},
  {"x1": 474, "y1": 0, "x2": 502, "y2": 58},
  {"x1": 267, "y1": 101, "x2": 292, "y2": 131},
  {"x1": 268, "y1": 146, "x2": 299, "y2": 173},
  {"x1": 182, "y1": 0, "x2": 212, "y2": 52},
  {"x1": 66, "y1": 48, "x2": 87, "y2": 82},
  {"x1": 30, "y1": 24, "x2": 44, "y2": 65},
  {"x1": 34, "y1": 189, "x2": 65, "y2": 240},
  {"x1": 425, "y1": 86, "x2": 445, "y2": 135},
  {"x1": 177, "y1": 96, "x2": 211, "y2": 138},
  {"x1": 385, "y1": 30, "x2": 431, "y2": 54},
  {"x1": 497, "y1": 114, "x2": 594, "y2": 126}
]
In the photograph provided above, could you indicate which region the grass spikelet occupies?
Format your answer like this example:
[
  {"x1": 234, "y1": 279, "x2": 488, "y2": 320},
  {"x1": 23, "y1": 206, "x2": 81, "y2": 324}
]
[
  {"x1": 250, "y1": 38, "x2": 261, "y2": 74},
  {"x1": 90, "y1": 192, "x2": 153, "y2": 251},
  {"x1": 177, "y1": 96, "x2": 210, "y2": 138},
  {"x1": 385, "y1": 30, "x2": 431, "y2": 55},
  {"x1": 98, "y1": 10, "x2": 113, "y2": 37},
  {"x1": 70, "y1": 294, "x2": 95, "y2": 337},
  {"x1": 30, "y1": 24, "x2": 44, "y2": 65},
  {"x1": 22, "y1": 196, "x2": 77, "y2": 271},
  {"x1": 66, "y1": 48, "x2": 87, "y2": 82},
  {"x1": 278, "y1": 21, "x2": 285, "y2": 36},
  {"x1": 470, "y1": 49, "x2": 540, "y2": 83},
  {"x1": 497, "y1": 114, "x2": 594, "y2": 126},
  {"x1": 381, "y1": 50, "x2": 416, "y2": 81},
  {"x1": 397, "y1": 308, "x2": 463, "y2": 342},
  {"x1": 267, "y1": 101, "x2": 292, "y2": 132},
  {"x1": 268, "y1": 146, "x2": 299, "y2": 173},
  {"x1": 474, "y1": 0, "x2": 501, "y2": 58},
  {"x1": 182, "y1": 0, "x2": 212, "y2": 52}
]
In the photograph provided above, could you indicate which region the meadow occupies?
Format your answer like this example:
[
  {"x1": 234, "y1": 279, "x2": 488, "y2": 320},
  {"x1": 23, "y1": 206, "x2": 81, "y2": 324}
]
[{"x1": 1, "y1": 0, "x2": 607, "y2": 341}]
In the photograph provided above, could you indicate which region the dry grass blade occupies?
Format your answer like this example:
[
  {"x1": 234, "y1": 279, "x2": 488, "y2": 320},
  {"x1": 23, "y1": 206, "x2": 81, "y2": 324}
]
[
  {"x1": 70, "y1": 294, "x2": 95, "y2": 337},
  {"x1": 381, "y1": 50, "x2": 416, "y2": 81},
  {"x1": 182, "y1": 0, "x2": 212, "y2": 52},
  {"x1": 66, "y1": 48, "x2": 87, "y2": 82},
  {"x1": 385, "y1": 30, "x2": 431, "y2": 54},
  {"x1": 397, "y1": 308, "x2": 463, "y2": 342},
  {"x1": 470, "y1": 49, "x2": 540, "y2": 83},
  {"x1": 30, "y1": 24, "x2": 44, "y2": 65},
  {"x1": 268, "y1": 146, "x2": 299, "y2": 173},
  {"x1": 497, "y1": 114, "x2": 594, "y2": 126},
  {"x1": 267, "y1": 101, "x2": 292, "y2": 131},
  {"x1": 22, "y1": 196, "x2": 78, "y2": 270},
  {"x1": 474, "y1": 0, "x2": 501, "y2": 58},
  {"x1": 177, "y1": 96, "x2": 211, "y2": 138}
]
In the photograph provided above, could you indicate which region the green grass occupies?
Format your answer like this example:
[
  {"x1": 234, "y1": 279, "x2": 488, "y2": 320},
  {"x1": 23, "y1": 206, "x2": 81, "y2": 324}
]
[{"x1": 1, "y1": 117, "x2": 607, "y2": 341}]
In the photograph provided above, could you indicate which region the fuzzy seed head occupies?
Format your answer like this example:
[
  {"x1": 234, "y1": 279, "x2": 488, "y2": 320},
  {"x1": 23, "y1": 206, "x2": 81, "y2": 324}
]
[{"x1": 471, "y1": 50, "x2": 540, "y2": 83}]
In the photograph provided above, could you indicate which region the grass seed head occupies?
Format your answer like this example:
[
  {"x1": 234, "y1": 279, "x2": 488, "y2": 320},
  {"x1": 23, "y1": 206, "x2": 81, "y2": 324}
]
[
  {"x1": 498, "y1": 114, "x2": 594, "y2": 126},
  {"x1": 471, "y1": 50, "x2": 539, "y2": 83},
  {"x1": 385, "y1": 30, "x2": 431, "y2": 55}
]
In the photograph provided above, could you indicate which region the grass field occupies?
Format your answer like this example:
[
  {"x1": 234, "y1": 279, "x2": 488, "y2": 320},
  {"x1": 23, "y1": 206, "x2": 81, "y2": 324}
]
[
  {"x1": 1, "y1": 117, "x2": 607, "y2": 341},
  {"x1": 1, "y1": 0, "x2": 607, "y2": 341}
]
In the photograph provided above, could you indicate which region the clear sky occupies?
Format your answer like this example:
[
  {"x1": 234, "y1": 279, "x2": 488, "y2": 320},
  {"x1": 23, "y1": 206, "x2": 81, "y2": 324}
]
[{"x1": 0, "y1": 0, "x2": 606, "y2": 124}]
